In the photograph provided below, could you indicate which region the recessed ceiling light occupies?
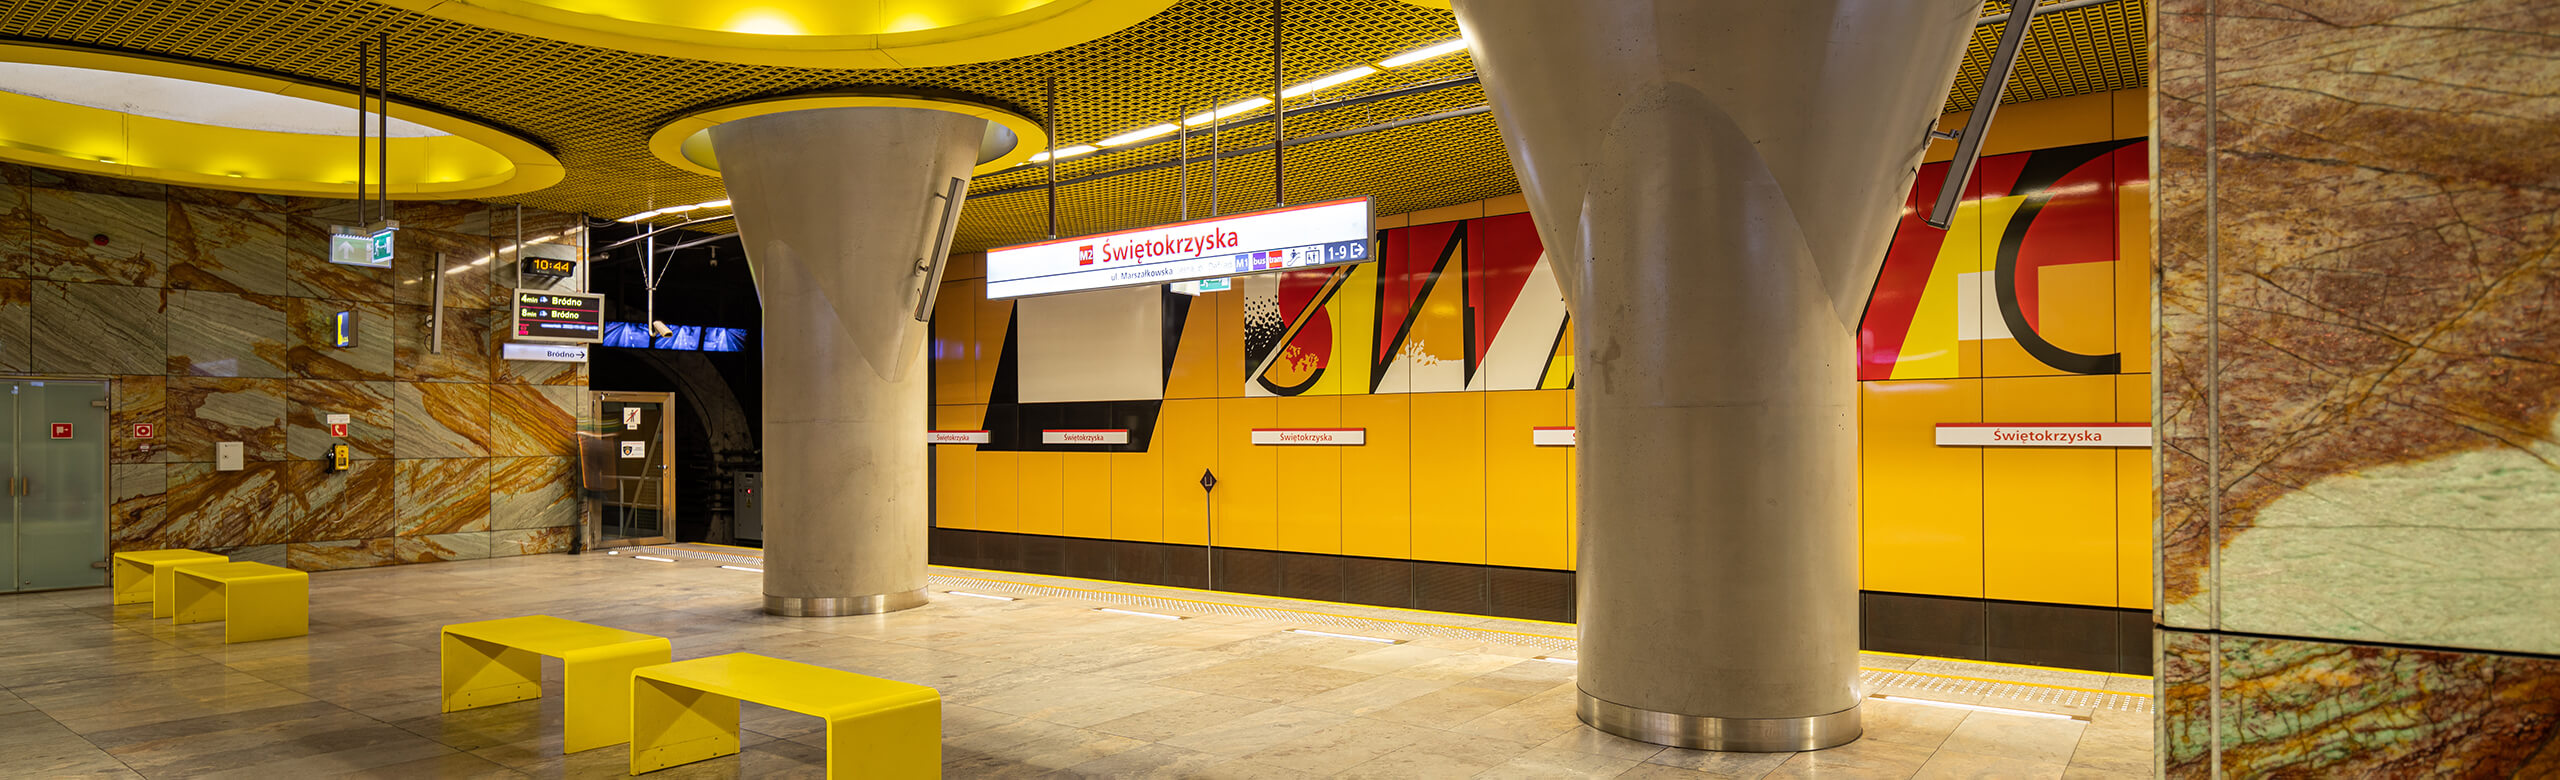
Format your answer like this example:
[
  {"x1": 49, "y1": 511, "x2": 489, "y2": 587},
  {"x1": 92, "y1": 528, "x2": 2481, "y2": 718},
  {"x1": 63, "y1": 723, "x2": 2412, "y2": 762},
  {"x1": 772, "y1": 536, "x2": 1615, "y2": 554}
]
[
  {"x1": 1379, "y1": 39, "x2": 1469, "y2": 68},
  {"x1": 1098, "y1": 123, "x2": 1179, "y2": 147},
  {"x1": 1281, "y1": 66, "x2": 1378, "y2": 99},
  {"x1": 1027, "y1": 144, "x2": 1098, "y2": 163},
  {"x1": 1183, "y1": 97, "x2": 1273, "y2": 127}
]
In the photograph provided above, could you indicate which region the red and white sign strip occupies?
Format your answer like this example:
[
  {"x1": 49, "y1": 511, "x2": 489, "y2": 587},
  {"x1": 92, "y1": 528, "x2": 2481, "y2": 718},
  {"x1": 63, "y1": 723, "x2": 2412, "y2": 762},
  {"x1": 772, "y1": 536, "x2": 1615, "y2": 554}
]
[
  {"x1": 1532, "y1": 427, "x2": 1576, "y2": 447},
  {"x1": 1042, "y1": 429, "x2": 1131, "y2": 445},
  {"x1": 1252, "y1": 428, "x2": 1366, "y2": 446},
  {"x1": 927, "y1": 430, "x2": 992, "y2": 445},
  {"x1": 986, "y1": 197, "x2": 1373, "y2": 299},
  {"x1": 1934, "y1": 423, "x2": 2151, "y2": 448}
]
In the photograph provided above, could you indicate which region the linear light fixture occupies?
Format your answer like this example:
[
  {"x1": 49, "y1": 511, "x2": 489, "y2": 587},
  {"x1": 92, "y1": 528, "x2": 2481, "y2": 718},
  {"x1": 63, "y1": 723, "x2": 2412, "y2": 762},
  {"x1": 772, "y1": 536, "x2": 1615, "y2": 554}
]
[
  {"x1": 631, "y1": 555, "x2": 676, "y2": 563},
  {"x1": 1184, "y1": 96, "x2": 1273, "y2": 127},
  {"x1": 1532, "y1": 656, "x2": 1578, "y2": 664},
  {"x1": 1098, "y1": 123, "x2": 1180, "y2": 147},
  {"x1": 946, "y1": 591, "x2": 1017, "y2": 601},
  {"x1": 1379, "y1": 39, "x2": 1468, "y2": 68},
  {"x1": 616, "y1": 197, "x2": 737, "y2": 223},
  {"x1": 718, "y1": 565, "x2": 762, "y2": 573},
  {"x1": 1281, "y1": 66, "x2": 1379, "y2": 99},
  {"x1": 1872, "y1": 694, "x2": 2079, "y2": 720},
  {"x1": 1288, "y1": 628, "x2": 1400, "y2": 644},
  {"x1": 616, "y1": 209, "x2": 661, "y2": 223},
  {"x1": 1027, "y1": 144, "x2": 1097, "y2": 163},
  {"x1": 1096, "y1": 607, "x2": 1183, "y2": 620}
]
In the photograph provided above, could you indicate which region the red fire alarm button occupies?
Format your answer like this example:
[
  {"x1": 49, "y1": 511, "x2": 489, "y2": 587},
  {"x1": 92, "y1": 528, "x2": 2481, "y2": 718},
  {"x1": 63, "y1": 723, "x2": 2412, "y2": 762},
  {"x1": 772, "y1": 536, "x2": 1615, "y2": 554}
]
[
  {"x1": 132, "y1": 423, "x2": 156, "y2": 439},
  {"x1": 50, "y1": 423, "x2": 73, "y2": 439}
]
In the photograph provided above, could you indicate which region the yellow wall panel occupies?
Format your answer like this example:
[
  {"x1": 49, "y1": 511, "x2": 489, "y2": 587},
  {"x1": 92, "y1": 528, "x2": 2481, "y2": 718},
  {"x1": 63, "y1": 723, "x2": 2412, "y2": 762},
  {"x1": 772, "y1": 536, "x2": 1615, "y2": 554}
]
[
  {"x1": 973, "y1": 451, "x2": 1018, "y2": 533},
  {"x1": 1564, "y1": 390, "x2": 1578, "y2": 569},
  {"x1": 932, "y1": 405, "x2": 982, "y2": 530},
  {"x1": 1165, "y1": 290, "x2": 1223, "y2": 400},
  {"x1": 2118, "y1": 178, "x2": 2155, "y2": 374},
  {"x1": 2036, "y1": 262, "x2": 2118, "y2": 358},
  {"x1": 1981, "y1": 374, "x2": 2118, "y2": 606},
  {"x1": 2117, "y1": 372, "x2": 2155, "y2": 609},
  {"x1": 1485, "y1": 390, "x2": 1570, "y2": 570},
  {"x1": 1272, "y1": 395, "x2": 1344, "y2": 554},
  {"x1": 1061, "y1": 454, "x2": 1113, "y2": 539},
  {"x1": 931, "y1": 281, "x2": 976, "y2": 405},
  {"x1": 1214, "y1": 397, "x2": 1277, "y2": 549},
  {"x1": 971, "y1": 293, "x2": 1013, "y2": 406},
  {"x1": 1409, "y1": 391, "x2": 1486, "y2": 564},
  {"x1": 1015, "y1": 452, "x2": 1064, "y2": 537},
  {"x1": 1926, "y1": 91, "x2": 2122, "y2": 163},
  {"x1": 1339, "y1": 394, "x2": 1412, "y2": 559},
  {"x1": 1860, "y1": 380, "x2": 1984, "y2": 597},
  {"x1": 1112, "y1": 446, "x2": 1165, "y2": 543},
  {"x1": 1156, "y1": 399, "x2": 1218, "y2": 545}
]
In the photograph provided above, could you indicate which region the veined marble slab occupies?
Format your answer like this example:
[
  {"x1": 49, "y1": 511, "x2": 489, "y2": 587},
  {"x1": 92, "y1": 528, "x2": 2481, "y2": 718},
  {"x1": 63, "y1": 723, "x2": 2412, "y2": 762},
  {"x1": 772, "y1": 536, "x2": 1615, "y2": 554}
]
[
  {"x1": 32, "y1": 281, "x2": 164, "y2": 376},
  {"x1": 393, "y1": 381, "x2": 492, "y2": 458},
  {"x1": 30, "y1": 188, "x2": 165, "y2": 286},
  {"x1": 167, "y1": 203, "x2": 292, "y2": 296},
  {"x1": 167, "y1": 289, "x2": 290, "y2": 377},
  {"x1": 393, "y1": 457, "x2": 489, "y2": 536},
  {"x1": 490, "y1": 456, "x2": 577, "y2": 531}
]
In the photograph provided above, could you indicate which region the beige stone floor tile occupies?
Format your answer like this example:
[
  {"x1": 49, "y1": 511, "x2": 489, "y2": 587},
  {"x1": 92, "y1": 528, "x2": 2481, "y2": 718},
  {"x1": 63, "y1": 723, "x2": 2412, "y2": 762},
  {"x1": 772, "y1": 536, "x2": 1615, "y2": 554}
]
[
  {"x1": 1760, "y1": 737, "x2": 1934, "y2": 779},
  {"x1": 1938, "y1": 711, "x2": 2087, "y2": 766},
  {"x1": 1913, "y1": 749, "x2": 2066, "y2": 780},
  {"x1": 2061, "y1": 766, "x2": 2150, "y2": 779},
  {"x1": 1366, "y1": 683, "x2": 1537, "y2": 727},
  {"x1": 1194, "y1": 757, "x2": 1325, "y2": 778},
  {"x1": 1239, "y1": 717, "x2": 1439, "y2": 775},
  {"x1": 1335, "y1": 728, "x2": 1531, "y2": 778},
  {"x1": 1158, "y1": 704, "x2": 1352, "y2": 756},
  {"x1": 1647, "y1": 744, "x2": 1793, "y2": 777},
  {"x1": 1477, "y1": 744, "x2": 1647, "y2": 778},
  {"x1": 1539, "y1": 725, "x2": 1669, "y2": 763},
  {"x1": 1616, "y1": 762, "x2": 1729, "y2": 778},
  {"x1": 1447, "y1": 685, "x2": 1583, "y2": 744},
  {"x1": 1857, "y1": 697, "x2": 1973, "y2": 749},
  {"x1": 1288, "y1": 672, "x2": 1459, "y2": 716},
  {"x1": 1054, "y1": 742, "x2": 1232, "y2": 778},
  {"x1": 2068, "y1": 718, "x2": 2153, "y2": 775}
]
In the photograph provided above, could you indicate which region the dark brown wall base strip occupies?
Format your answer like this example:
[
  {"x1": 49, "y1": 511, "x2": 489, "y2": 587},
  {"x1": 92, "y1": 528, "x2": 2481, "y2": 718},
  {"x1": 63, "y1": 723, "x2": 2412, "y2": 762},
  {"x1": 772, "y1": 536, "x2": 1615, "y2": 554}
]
[{"x1": 928, "y1": 528, "x2": 2152, "y2": 675}]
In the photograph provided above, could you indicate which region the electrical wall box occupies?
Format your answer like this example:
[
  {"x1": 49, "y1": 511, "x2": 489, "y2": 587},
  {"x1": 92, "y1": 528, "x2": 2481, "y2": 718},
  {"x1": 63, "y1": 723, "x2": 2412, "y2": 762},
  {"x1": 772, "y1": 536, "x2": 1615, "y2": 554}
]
[
  {"x1": 733, "y1": 471, "x2": 761, "y2": 543},
  {"x1": 216, "y1": 442, "x2": 244, "y2": 471}
]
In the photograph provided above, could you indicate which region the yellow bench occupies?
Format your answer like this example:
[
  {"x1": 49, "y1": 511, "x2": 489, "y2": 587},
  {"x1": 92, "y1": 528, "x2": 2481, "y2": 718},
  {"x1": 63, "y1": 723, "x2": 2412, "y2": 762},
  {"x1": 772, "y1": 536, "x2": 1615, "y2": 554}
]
[
  {"x1": 630, "y1": 653, "x2": 940, "y2": 779},
  {"x1": 441, "y1": 615, "x2": 672, "y2": 754},
  {"x1": 109, "y1": 549, "x2": 227, "y2": 616},
  {"x1": 169, "y1": 561, "x2": 307, "y2": 643}
]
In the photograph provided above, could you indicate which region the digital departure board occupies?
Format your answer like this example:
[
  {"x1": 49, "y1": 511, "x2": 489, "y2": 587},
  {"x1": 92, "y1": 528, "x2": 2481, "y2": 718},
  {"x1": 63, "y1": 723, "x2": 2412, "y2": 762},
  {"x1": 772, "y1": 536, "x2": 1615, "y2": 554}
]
[{"x1": 512, "y1": 291, "x2": 605, "y2": 344}]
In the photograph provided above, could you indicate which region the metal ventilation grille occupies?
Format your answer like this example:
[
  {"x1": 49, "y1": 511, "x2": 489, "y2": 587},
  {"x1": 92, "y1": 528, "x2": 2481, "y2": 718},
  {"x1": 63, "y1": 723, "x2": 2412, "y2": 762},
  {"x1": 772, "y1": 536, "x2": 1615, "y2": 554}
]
[{"x1": 0, "y1": 0, "x2": 2146, "y2": 252}]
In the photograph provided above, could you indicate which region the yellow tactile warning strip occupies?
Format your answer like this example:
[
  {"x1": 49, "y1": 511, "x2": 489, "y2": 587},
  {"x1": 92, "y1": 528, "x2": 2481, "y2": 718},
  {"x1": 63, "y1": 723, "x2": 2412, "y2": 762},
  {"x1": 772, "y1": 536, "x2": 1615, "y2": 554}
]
[{"x1": 636, "y1": 543, "x2": 2155, "y2": 715}]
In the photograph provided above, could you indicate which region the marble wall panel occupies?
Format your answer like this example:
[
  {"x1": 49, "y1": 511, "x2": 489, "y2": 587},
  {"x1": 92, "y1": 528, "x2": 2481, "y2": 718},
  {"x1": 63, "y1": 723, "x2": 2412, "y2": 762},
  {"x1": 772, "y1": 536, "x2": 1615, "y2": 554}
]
[
  {"x1": 0, "y1": 171, "x2": 29, "y2": 278},
  {"x1": 391, "y1": 229, "x2": 496, "y2": 310},
  {"x1": 284, "y1": 298, "x2": 393, "y2": 381},
  {"x1": 166, "y1": 204, "x2": 292, "y2": 296},
  {"x1": 393, "y1": 381, "x2": 493, "y2": 458},
  {"x1": 2215, "y1": 634, "x2": 2560, "y2": 776},
  {"x1": 284, "y1": 379, "x2": 393, "y2": 461},
  {"x1": 394, "y1": 532, "x2": 494, "y2": 564},
  {"x1": 2158, "y1": 630, "x2": 2212, "y2": 778},
  {"x1": 382, "y1": 201, "x2": 492, "y2": 236},
  {"x1": 490, "y1": 527, "x2": 573, "y2": 556},
  {"x1": 2152, "y1": 0, "x2": 2217, "y2": 631},
  {"x1": 283, "y1": 216, "x2": 396, "y2": 303},
  {"x1": 283, "y1": 460, "x2": 393, "y2": 542},
  {"x1": 165, "y1": 376, "x2": 287, "y2": 463},
  {"x1": 394, "y1": 458, "x2": 489, "y2": 536},
  {"x1": 164, "y1": 461, "x2": 289, "y2": 548},
  {"x1": 163, "y1": 183, "x2": 303, "y2": 213},
  {"x1": 288, "y1": 537, "x2": 395, "y2": 571},
  {"x1": 201, "y1": 543, "x2": 287, "y2": 568},
  {"x1": 490, "y1": 456, "x2": 577, "y2": 531},
  {"x1": 110, "y1": 375, "x2": 166, "y2": 465},
  {"x1": 488, "y1": 384, "x2": 579, "y2": 458},
  {"x1": 31, "y1": 281, "x2": 164, "y2": 376},
  {"x1": 166, "y1": 289, "x2": 290, "y2": 377},
  {"x1": 29, "y1": 188, "x2": 166, "y2": 286},
  {"x1": 107, "y1": 463, "x2": 169, "y2": 551},
  {"x1": 0, "y1": 278, "x2": 29, "y2": 372},
  {"x1": 394, "y1": 305, "x2": 495, "y2": 384},
  {"x1": 27, "y1": 167, "x2": 165, "y2": 199}
]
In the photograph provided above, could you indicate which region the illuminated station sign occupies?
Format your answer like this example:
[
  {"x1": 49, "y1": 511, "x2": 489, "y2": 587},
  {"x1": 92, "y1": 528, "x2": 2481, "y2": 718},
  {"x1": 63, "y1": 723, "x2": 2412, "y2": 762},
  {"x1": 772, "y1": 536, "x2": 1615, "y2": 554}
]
[
  {"x1": 985, "y1": 196, "x2": 1373, "y2": 299},
  {"x1": 512, "y1": 291, "x2": 606, "y2": 343}
]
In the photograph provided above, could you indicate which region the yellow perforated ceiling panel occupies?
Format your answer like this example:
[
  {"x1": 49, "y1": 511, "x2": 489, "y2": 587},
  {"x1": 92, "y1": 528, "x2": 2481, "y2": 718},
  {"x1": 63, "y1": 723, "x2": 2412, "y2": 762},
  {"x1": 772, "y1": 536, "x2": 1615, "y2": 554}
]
[{"x1": 0, "y1": 0, "x2": 2146, "y2": 252}]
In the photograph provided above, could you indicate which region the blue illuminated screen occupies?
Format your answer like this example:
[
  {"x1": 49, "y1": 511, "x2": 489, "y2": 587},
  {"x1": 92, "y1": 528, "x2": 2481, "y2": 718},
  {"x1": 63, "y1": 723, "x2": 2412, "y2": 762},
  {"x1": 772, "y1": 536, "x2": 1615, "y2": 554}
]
[
  {"x1": 602, "y1": 321, "x2": 651, "y2": 348},
  {"x1": 701, "y1": 327, "x2": 748, "y2": 353}
]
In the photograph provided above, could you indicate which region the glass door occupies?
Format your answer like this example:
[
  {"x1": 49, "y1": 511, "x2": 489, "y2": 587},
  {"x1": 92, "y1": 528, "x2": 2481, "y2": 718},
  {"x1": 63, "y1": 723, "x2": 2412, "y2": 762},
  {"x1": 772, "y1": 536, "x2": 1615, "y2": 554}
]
[
  {"x1": 591, "y1": 392, "x2": 675, "y2": 548},
  {"x1": 9, "y1": 379, "x2": 110, "y2": 592}
]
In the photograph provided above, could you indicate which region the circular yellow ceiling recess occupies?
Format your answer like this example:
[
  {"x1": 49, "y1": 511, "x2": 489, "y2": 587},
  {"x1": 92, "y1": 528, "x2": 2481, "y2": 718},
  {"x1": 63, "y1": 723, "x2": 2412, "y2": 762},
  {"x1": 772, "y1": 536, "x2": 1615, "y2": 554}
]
[
  {"x1": 378, "y1": 0, "x2": 1180, "y2": 68},
  {"x1": 0, "y1": 43, "x2": 561, "y2": 199},
  {"x1": 649, "y1": 92, "x2": 1045, "y2": 179}
]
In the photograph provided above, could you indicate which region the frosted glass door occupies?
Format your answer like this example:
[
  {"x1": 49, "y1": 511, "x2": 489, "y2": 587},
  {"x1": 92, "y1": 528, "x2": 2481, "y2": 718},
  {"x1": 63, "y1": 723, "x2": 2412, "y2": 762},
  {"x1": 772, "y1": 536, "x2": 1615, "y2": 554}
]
[{"x1": 13, "y1": 380, "x2": 109, "y2": 591}]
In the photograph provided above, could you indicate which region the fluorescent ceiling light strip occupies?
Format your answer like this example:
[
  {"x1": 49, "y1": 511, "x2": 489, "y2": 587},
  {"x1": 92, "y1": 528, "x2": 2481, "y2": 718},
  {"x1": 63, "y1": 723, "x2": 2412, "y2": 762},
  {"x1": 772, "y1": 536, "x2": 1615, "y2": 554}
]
[
  {"x1": 630, "y1": 555, "x2": 676, "y2": 563},
  {"x1": 1027, "y1": 144, "x2": 1098, "y2": 163},
  {"x1": 1281, "y1": 66, "x2": 1378, "y2": 99},
  {"x1": 1872, "y1": 695, "x2": 2077, "y2": 720},
  {"x1": 1096, "y1": 607, "x2": 1183, "y2": 620},
  {"x1": 1183, "y1": 97, "x2": 1272, "y2": 127},
  {"x1": 616, "y1": 209, "x2": 662, "y2": 223},
  {"x1": 718, "y1": 565, "x2": 762, "y2": 573},
  {"x1": 1098, "y1": 123, "x2": 1179, "y2": 147},
  {"x1": 1288, "y1": 628, "x2": 1398, "y2": 644},
  {"x1": 1379, "y1": 38, "x2": 1469, "y2": 68},
  {"x1": 946, "y1": 591, "x2": 1017, "y2": 601},
  {"x1": 699, "y1": 199, "x2": 731, "y2": 209}
]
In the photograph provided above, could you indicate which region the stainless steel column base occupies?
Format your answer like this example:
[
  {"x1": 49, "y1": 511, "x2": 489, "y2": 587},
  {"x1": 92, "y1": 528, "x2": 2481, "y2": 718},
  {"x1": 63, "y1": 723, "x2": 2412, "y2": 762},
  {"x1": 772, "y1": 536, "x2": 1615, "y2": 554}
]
[
  {"x1": 763, "y1": 589, "x2": 928, "y2": 617},
  {"x1": 1578, "y1": 690, "x2": 1862, "y2": 752}
]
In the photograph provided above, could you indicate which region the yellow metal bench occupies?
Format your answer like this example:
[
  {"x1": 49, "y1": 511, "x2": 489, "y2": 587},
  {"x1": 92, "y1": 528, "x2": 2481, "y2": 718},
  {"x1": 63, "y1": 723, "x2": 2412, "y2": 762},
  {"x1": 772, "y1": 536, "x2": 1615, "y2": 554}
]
[
  {"x1": 629, "y1": 653, "x2": 940, "y2": 779},
  {"x1": 441, "y1": 615, "x2": 673, "y2": 754},
  {"x1": 169, "y1": 561, "x2": 307, "y2": 643},
  {"x1": 109, "y1": 549, "x2": 227, "y2": 616}
]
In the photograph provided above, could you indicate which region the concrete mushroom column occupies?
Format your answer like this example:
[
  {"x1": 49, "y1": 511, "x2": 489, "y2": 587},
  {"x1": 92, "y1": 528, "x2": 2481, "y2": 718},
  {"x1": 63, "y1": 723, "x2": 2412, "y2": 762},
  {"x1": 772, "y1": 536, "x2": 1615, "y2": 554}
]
[
  {"x1": 1450, "y1": 0, "x2": 1979, "y2": 750},
  {"x1": 709, "y1": 106, "x2": 985, "y2": 616}
]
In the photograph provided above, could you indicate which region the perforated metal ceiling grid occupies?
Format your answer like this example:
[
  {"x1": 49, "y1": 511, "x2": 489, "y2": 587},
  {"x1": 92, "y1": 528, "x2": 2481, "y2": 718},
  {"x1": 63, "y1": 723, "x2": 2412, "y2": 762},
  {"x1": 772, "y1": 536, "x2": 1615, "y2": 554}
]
[{"x1": 0, "y1": 0, "x2": 2146, "y2": 252}]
